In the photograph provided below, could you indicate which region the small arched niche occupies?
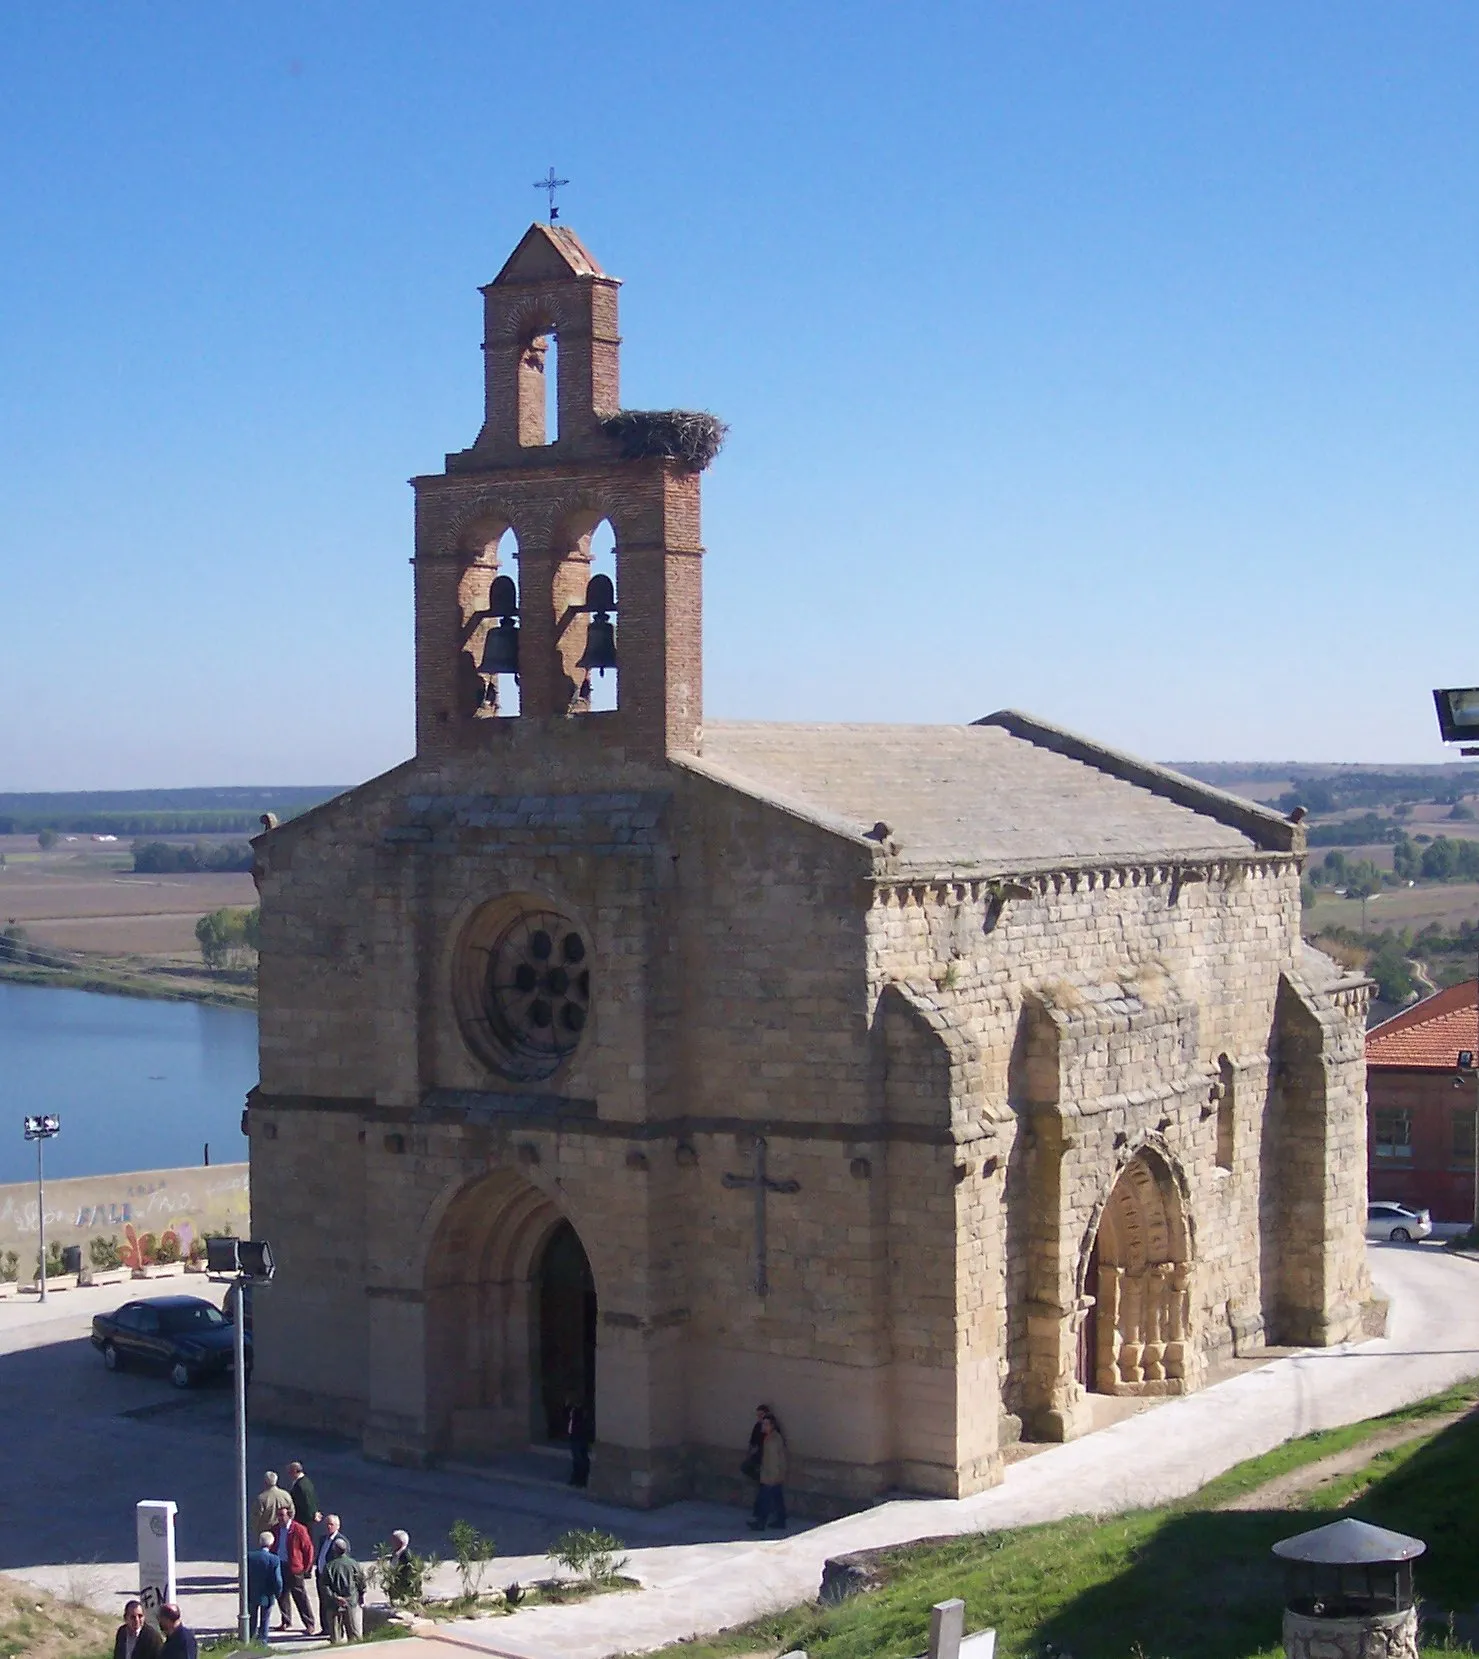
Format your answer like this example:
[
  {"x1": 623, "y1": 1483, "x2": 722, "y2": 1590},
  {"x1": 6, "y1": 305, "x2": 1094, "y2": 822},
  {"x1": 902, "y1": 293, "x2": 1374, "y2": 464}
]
[
  {"x1": 457, "y1": 522, "x2": 520, "y2": 717},
  {"x1": 517, "y1": 324, "x2": 558, "y2": 448}
]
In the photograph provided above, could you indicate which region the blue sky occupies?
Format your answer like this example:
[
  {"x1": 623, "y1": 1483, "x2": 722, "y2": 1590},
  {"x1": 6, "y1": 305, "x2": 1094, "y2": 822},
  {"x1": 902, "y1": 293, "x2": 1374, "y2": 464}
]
[{"x1": 1, "y1": 3, "x2": 1476, "y2": 786}]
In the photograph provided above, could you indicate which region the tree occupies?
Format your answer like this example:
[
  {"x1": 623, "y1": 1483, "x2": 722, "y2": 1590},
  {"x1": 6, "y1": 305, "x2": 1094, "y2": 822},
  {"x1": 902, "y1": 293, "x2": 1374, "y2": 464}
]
[
  {"x1": 1368, "y1": 940, "x2": 1418, "y2": 1005},
  {"x1": 194, "y1": 907, "x2": 260, "y2": 973},
  {"x1": 36, "y1": 827, "x2": 57, "y2": 850}
]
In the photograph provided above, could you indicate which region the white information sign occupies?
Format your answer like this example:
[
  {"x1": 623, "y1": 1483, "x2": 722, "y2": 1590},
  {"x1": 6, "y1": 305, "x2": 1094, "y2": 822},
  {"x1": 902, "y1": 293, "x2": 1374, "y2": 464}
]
[{"x1": 136, "y1": 1499, "x2": 178, "y2": 1623}]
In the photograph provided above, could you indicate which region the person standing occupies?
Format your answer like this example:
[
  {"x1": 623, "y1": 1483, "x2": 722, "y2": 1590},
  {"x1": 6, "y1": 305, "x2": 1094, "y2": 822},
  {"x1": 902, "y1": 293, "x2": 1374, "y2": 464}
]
[
  {"x1": 113, "y1": 1600, "x2": 164, "y2": 1659},
  {"x1": 321, "y1": 1535, "x2": 368, "y2": 1644},
  {"x1": 747, "y1": 1411, "x2": 788, "y2": 1530},
  {"x1": 315, "y1": 1516, "x2": 349, "y2": 1628},
  {"x1": 246, "y1": 1532, "x2": 283, "y2": 1642},
  {"x1": 286, "y1": 1460, "x2": 321, "y2": 1534},
  {"x1": 565, "y1": 1400, "x2": 591, "y2": 1489},
  {"x1": 273, "y1": 1509, "x2": 317, "y2": 1632},
  {"x1": 250, "y1": 1470, "x2": 295, "y2": 1540},
  {"x1": 156, "y1": 1605, "x2": 198, "y2": 1659}
]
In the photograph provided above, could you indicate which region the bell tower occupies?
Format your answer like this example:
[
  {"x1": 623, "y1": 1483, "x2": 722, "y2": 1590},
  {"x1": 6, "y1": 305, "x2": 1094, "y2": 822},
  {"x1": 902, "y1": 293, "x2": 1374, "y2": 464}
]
[{"x1": 410, "y1": 224, "x2": 723, "y2": 763}]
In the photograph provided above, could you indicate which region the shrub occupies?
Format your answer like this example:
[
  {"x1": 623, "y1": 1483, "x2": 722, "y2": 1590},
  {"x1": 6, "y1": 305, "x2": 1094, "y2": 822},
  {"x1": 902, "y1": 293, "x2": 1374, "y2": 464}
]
[
  {"x1": 35, "y1": 1241, "x2": 67, "y2": 1279},
  {"x1": 448, "y1": 1520, "x2": 496, "y2": 1600},
  {"x1": 154, "y1": 1231, "x2": 182, "y2": 1265},
  {"x1": 188, "y1": 1237, "x2": 207, "y2": 1265},
  {"x1": 374, "y1": 1542, "x2": 436, "y2": 1609},
  {"x1": 548, "y1": 1528, "x2": 628, "y2": 1585},
  {"x1": 88, "y1": 1236, "x2": 123, "y2": 1270},
  {"x1": 0, "y1": 1251, "x2": 18, "y2": 1283}
]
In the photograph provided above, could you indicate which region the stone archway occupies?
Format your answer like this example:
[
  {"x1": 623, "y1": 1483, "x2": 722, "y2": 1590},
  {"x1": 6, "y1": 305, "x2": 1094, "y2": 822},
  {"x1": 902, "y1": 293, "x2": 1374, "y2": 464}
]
[
  {"x1": 424, "y1": 1170, "x2": 597, "y2": 1459},
  {"x1": 1084, "y1": 1150, "x2": 1199, "y2": 1396}
]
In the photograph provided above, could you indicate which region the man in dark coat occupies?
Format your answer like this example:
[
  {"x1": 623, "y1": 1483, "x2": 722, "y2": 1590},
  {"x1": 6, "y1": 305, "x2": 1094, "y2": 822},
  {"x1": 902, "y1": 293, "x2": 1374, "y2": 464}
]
[
  {"x1": 157, "y1": 1605, "x2": 197, "y2": 1659},
  {"x1": 286, "y1": 1459, "x2": 321, "y2": 1533},
  {"x1": 321, "y1": 1535, "x2": 368, "y2": 1643},
  {"x1": 112, "y1": 1600, "x2": 163, "y2": 1659}
]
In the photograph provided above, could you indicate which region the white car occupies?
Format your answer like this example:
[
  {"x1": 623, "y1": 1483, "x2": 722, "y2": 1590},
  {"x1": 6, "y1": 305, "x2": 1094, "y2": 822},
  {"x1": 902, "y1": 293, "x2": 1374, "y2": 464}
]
[{"x1": 1366, "y1": 1202, "x2": 1432, "y2": 1244}]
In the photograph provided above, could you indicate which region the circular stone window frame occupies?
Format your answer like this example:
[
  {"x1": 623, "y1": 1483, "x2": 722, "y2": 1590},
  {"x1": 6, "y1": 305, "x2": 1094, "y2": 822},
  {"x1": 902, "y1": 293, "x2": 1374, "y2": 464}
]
[{"x1": 452, "y1": 893, "x2": 594, "y2": 1083}]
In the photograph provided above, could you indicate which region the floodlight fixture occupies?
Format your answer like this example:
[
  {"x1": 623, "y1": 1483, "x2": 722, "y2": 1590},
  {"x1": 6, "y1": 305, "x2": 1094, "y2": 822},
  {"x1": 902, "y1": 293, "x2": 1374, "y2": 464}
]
[
  {"x1": 1433, "y1": 688, "x2": 1479, "y2": 749},
  {"x1": 205, "y1": 1236, "x2": 276, "y2": 1283}
]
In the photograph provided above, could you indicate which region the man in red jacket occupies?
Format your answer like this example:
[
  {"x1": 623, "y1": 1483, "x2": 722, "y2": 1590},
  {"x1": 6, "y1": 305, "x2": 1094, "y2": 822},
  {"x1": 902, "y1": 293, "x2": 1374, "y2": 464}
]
[{"x1": 272, "y1": 1511, "x2": 318, "y2": 1633}]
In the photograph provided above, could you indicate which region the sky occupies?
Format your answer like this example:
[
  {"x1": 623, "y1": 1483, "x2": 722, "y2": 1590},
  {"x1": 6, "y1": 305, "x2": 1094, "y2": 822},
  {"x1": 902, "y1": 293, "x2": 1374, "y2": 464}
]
[{"x1": 1, "y1": 2, "x2": 1476, "y2": 787}]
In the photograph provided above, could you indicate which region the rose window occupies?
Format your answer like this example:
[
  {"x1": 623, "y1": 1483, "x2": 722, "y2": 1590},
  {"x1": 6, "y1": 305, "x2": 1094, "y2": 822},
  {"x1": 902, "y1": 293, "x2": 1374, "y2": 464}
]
[{"x1": 482, "y1": 908, "x2": 590, "y2": 1076}]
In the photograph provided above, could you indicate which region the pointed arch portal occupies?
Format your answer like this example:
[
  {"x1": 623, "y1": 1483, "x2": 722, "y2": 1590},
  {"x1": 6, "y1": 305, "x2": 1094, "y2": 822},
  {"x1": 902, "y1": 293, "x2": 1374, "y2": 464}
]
[
  {"x1": 425, "y1": 1171, "x2": 598, "y2": 1458},
  {"x1": 1080, "y1": 1150, "x2": 1195, "y2": 1396}
]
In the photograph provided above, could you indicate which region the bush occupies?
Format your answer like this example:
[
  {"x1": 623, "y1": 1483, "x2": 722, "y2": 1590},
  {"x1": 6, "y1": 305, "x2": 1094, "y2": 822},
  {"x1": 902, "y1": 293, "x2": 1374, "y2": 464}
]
[
  {"x1": 0, "y1": 1251, "x2": 17, "y2": 1283},
  {"x1": 448, "y1": 1520, "x2": 496, "y2": 1600},
  {"x1": 35, "y1": 1241, "x2": 67, "y2": 1279},
  {"x1": 374, "y1": 1543, "x2": 436, "y2": 1609},
  {"x1": 88, "y1": 1236, "x2": 123, "y2": 1270},
  {"x1": 548, "y1": 1528, "x2": 628, "y2": 1585},
  {"x1": 154, "y1": 1231, "x2": 182, "y2": 1265},
  {"x1": 187, "y1": 1237, "x2": 206, "y2": 1265}
]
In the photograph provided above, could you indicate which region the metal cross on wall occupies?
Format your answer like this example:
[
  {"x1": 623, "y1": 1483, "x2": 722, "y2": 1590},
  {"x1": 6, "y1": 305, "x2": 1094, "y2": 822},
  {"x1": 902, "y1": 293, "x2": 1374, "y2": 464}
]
[
  {"x1": 534, "y1": 167, "x2": 570, "y2": 221},
  {"x1": 722, "y1": 1135, "x2": 800, "y2": 1297}
]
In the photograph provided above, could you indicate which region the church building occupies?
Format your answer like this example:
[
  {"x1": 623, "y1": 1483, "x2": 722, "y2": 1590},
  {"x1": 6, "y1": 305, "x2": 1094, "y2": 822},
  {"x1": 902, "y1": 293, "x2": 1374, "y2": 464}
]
[{"x1": 248, "y1": 222, "x2": 1382, "y2": 1510}]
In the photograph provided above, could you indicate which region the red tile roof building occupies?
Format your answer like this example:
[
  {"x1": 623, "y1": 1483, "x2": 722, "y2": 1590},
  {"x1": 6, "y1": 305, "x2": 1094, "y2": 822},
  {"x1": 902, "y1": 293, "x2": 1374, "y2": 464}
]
[{"x1": 1366, "y1": 981, "x2": 1479, "y2": 1223}]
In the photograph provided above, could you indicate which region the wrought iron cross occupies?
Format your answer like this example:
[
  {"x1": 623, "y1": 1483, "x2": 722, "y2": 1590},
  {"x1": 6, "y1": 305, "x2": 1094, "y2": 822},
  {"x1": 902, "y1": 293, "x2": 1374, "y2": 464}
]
[
  {"x1": 722, "y1": 1135, "x2": 800, "y2": 1297},
  {"x1": 534, "y1": 167, "x2": 570, "y2": 221}
]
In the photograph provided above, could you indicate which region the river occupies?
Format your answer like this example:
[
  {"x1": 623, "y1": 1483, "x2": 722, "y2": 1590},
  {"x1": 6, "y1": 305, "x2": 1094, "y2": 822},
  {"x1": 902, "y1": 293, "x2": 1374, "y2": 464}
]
[{"x1": 0, "y1": 983, "x2": 257, "y2": 1183}]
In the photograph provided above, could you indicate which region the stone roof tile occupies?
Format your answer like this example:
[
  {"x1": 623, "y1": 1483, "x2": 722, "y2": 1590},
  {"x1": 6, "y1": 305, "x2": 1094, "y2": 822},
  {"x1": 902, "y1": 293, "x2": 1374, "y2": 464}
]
[{"x1": 690, "y1": 715, "x2": 1284, "y2": 876}]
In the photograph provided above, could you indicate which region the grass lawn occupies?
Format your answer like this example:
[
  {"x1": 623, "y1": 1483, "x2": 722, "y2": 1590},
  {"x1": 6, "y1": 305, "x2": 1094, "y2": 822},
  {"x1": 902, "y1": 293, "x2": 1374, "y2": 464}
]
[{"x1": 646, "y1": 1379, "x2": 1479, "y2": 1659}]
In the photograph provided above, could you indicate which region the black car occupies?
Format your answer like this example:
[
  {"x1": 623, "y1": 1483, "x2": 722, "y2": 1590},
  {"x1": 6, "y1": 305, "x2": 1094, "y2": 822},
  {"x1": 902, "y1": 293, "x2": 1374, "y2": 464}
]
[{"x1": 91, "y1": 1295, "x2": 250, "y2": 1389}]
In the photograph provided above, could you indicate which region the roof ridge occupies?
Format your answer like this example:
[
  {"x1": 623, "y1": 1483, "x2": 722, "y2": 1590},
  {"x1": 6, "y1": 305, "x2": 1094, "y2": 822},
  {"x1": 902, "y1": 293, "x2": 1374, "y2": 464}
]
[{"x1": 974, "y1": 710, "x2": 1301, "y2": 854}]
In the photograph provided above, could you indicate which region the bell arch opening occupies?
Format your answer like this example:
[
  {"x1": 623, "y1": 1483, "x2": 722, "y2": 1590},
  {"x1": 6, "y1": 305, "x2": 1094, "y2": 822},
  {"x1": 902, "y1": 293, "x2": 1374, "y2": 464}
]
[
  {"x1": 517, "y1": 325, "x2": 559, "y2": 447},
  {"x1": 550, "y1": 510, "x2": 619, "y2": 715},
  {"x1": 1080, "y1": 1149, "x2": 1197, "y2": 1397},
  {"x1": 424, "y1": 1170, "x2": 598, "y2": 1460},
  {"x1": 457, "y1": 523, "x2": 521, "y2": 718}
]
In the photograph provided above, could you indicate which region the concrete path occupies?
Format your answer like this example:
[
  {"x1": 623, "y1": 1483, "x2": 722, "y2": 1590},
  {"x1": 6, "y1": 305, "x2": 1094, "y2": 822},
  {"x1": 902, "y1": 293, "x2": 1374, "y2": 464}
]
[
  {"x1": 6, "y1": 1245, "x2": 1477, "y2": 1658},
  {"x1": 416, "y1": 1244, "x2": 1479, "y2": 1658}
]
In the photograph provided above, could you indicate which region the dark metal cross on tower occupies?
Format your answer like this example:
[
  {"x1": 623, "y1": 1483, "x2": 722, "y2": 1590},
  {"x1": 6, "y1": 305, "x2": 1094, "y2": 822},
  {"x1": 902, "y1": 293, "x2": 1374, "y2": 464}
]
[
  {"x1": 722, "y1": 1135, "x2": 800, "y2": 1297},
  {"x1": 534, "y1": 167, "x2": 570, "y2": 221}
]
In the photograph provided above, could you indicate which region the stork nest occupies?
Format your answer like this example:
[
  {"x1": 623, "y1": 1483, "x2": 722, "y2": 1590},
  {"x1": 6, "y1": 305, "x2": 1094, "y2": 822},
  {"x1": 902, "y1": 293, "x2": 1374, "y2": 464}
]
[{"x1": 599, "y1": 409, "x2": 728, "y2": 471}]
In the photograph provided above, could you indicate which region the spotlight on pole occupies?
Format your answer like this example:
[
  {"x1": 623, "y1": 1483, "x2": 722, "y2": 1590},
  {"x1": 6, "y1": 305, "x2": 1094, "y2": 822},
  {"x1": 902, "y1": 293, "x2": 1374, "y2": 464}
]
[{"x1": 21, "y1": 1115, "x2": 60, "y2": 1303}]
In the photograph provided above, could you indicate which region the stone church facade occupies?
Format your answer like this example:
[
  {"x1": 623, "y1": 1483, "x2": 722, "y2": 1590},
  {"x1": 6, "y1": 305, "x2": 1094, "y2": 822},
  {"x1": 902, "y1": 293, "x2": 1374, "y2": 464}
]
[{"x1": 249, "y1": 223, "x2": 1382, "y2": 1511}]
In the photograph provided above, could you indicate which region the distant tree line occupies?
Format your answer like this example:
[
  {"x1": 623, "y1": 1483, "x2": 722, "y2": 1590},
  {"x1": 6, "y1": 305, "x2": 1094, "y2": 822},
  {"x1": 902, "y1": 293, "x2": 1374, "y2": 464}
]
[{"x1": 132, "y1": 841, "x2": 255, "y2": 873}]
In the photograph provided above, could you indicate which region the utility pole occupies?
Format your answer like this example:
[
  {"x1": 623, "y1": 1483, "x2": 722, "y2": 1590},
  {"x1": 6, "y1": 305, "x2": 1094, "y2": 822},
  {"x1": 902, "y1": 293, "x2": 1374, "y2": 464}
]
[{"x1": 22, "y1": 1116, "x2": 60, "y2": 1301}]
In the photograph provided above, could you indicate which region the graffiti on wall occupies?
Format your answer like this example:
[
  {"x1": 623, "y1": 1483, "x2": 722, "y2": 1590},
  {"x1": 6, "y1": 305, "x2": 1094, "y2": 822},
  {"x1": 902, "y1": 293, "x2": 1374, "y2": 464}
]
[{"x1": 0, "y1": 1165, "x2": 249, "y2": 1262}]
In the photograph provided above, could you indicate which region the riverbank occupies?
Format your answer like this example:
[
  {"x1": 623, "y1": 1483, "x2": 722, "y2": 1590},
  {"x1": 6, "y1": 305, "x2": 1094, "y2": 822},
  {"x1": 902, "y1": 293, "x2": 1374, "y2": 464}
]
[{"x1": 0, "y1": 958, "x2": 256, "y2": 1009}]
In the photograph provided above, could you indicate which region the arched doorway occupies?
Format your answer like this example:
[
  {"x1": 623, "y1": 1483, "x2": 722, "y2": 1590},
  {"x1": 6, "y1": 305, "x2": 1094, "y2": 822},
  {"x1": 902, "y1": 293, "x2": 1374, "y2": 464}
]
[
  {"x1": 424, "y1": 1171, "x2": 598, "y2": 1459},
  {"x1": 1081, "y1": 1150, "x2": 1196, "y2": 1396},
  {"x1": 535, "y1": 1220, "x2": 597, "y2": 1442}
]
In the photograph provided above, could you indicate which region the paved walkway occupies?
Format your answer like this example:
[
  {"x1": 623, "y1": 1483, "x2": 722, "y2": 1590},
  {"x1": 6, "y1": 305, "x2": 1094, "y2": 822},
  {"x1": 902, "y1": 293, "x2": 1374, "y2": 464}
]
[
  {"x1": 7, "y1": 1246, "x2": 1478, "y2": 1658},
  {"x1": 412, "y1": 1244, "x2": 1479, "y2": 1658}
]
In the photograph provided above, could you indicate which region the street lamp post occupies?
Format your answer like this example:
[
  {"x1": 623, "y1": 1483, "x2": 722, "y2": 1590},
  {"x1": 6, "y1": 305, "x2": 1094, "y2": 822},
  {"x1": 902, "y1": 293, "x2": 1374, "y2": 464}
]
[
  {"x1": 1431, "y1": 689, "x2": 1479, "y2": 1236},
  {"x1": 207, "y1": 1236, "x2": 275, "y2": 1646},
  {"x1": 22, "y1": 1115, "x2": 60, "y2": 1303}
]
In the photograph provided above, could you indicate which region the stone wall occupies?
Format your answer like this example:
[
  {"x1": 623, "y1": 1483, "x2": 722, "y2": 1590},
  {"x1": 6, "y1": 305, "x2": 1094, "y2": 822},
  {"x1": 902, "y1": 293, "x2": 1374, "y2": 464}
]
[{"x1": 0, "y1": 1162, "x2": 248, "y2": 1268}]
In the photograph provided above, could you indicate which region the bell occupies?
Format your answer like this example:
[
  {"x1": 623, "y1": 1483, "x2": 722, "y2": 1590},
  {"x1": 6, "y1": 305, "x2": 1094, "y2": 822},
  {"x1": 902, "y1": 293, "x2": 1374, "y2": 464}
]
[
  {"x1": 580, "y1": 613, "x2": 617, "y2": 674},
  {"x1": 480, "y1": 617, "x2": 520, "y2": 676}
]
